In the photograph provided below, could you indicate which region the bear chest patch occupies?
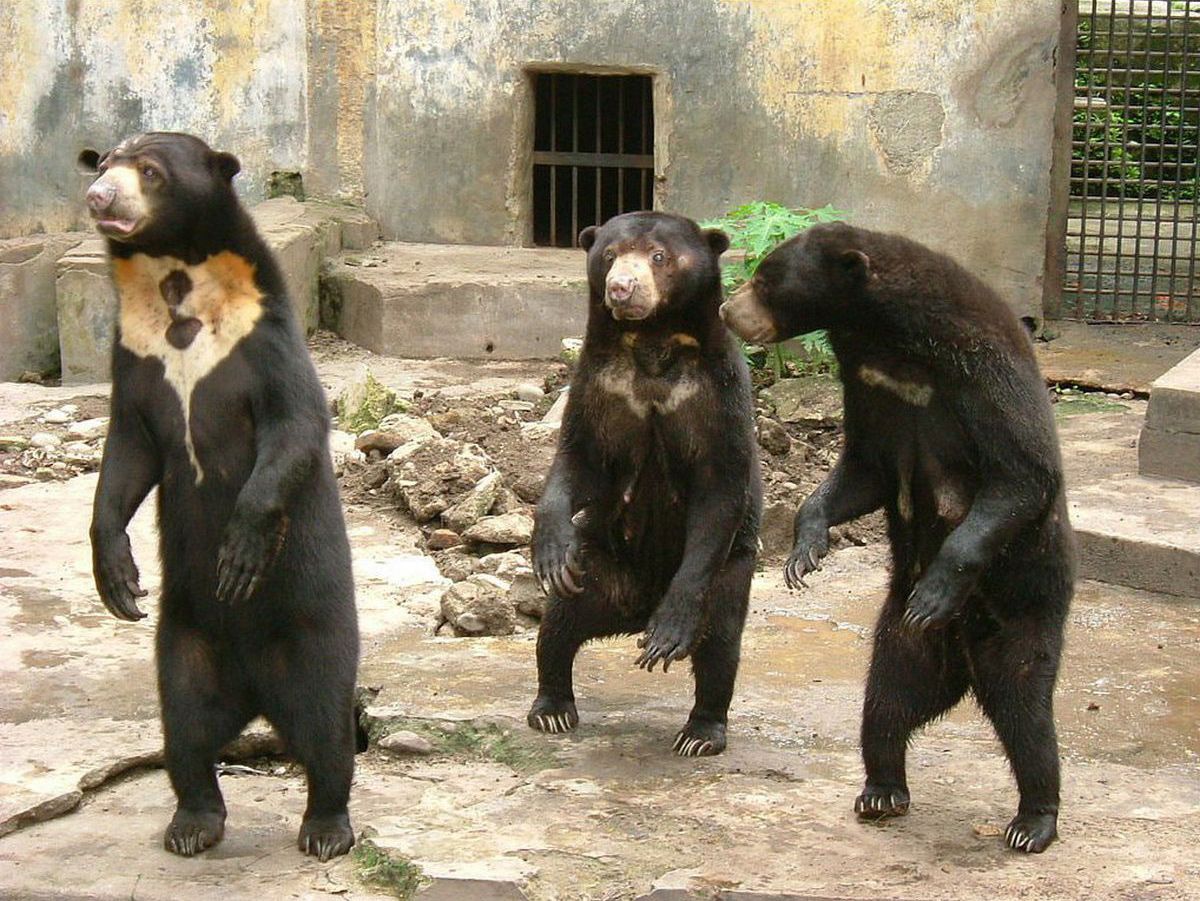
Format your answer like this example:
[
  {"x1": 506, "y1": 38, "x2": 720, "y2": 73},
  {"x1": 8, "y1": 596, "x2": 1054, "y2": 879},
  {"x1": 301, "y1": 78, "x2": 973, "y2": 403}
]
[
  {"x1": 112, "y1": 251, "x2": 264, "y2": 484},
  {"x1": 594, "y1": 333, "x2": 703, "y2": 419}
]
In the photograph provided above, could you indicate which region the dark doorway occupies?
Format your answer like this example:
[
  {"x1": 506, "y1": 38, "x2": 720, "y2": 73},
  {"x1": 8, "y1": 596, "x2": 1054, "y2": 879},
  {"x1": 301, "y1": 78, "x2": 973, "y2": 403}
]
[{"x1": 531, "y1": 72, "x2": 655, "y2": 248}]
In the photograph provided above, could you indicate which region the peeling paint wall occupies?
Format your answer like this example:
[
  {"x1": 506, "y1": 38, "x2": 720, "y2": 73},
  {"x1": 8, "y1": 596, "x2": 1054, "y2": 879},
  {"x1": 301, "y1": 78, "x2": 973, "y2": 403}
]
[
  {"x1": 0, "y1": 0, "x2": 308, "y2": 238},
  {"x1": 1, "y1": 0, "x2": 1065, "y2": 317},
  {"x1": 367, "y1": 0, "x2": 1066, "y2": 317}
]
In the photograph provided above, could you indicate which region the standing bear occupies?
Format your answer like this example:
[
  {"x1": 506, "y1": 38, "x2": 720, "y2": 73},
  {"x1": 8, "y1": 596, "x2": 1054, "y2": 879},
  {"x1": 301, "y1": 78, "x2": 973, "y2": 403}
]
[
  {"x1": 721, "y1": 222, "x2": 1074, "y2": 853},
  {"x1": 529, "y1": 211, "x2": 762, "y2": 757},
  {"x1": 80, "y1": 133, "x2": 359, "y2": 860}
]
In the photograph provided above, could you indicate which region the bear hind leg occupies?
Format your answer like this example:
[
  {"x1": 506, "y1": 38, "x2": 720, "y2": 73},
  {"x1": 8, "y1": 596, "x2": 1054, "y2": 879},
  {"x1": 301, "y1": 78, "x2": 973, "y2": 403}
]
[
  {"x1": 967, "y1": 617, "x2": 1064, "y2": 853},
  {"x1": 858, "y1": 599, "x2": 969, "y2": 819},
  {"x1": 675, "y1": 548, "x2": 755, "y2": 757},
  {"x1": 159, "y1": 628, "x2": 253, "y2": 857}
]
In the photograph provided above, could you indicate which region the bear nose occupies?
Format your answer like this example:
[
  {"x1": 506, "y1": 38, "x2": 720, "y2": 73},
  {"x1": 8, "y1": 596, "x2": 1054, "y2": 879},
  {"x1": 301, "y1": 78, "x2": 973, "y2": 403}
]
[
  {"x1": 608, "y1": 274, "x2": 636, "y2": 303},
  {"x1": 86, "y1": 181, "x2": 116, "y2": 212}
]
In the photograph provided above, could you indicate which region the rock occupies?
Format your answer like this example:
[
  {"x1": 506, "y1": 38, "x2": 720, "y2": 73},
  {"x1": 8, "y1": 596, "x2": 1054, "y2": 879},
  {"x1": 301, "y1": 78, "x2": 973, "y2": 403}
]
[
  {"x1": 475, "y1": 550, "x2": 529, "y2": 579},
  {"x1": 0, "y1": 435, "x2": 30, "y2": 451},
  {"x1": 508, "y1": 571, "x2": 545, "y2": 619},
  {"x1": 464, "y1": 512, "x2": 534, "y2": 547},
  {"x1": 378, "y1": 412, "x2": 438, "y2": 443},
  {"x1": 0, "y1": 474, "x2": 35, "y2": 489},
  {"x1": 560, "y1": 337, "x2": 583, "y2": 365},
  {"x1": 42, "y1": 409, "x2": 72, "y2": 425},
  {"x1": 60, "y1": 404, "x2": 79, "y2": 416},
  {"x1": 759, "y1": 500, "x2": 795, "y2": 557},
  {"x1": 29, "y1": 432, "x2": 61, "y2": 449},
  {"x1": 61, "y1": 441, "x2": 96, "y2": 463},
  {"x1": 512, "y1": 473, "x2": 545, "y2": 504},
  {"x1": 439, "y1": 574, "x2": 517, "y2": 636},
  {"x1": 329, "y1": 429, "x2": 356, "y2": 457},
  {"x1": 760, "y1": 376, "x2": 843, "y2": 426},
  {"x1": 431, "y1": 549, "x2": 478, "y2": 582},
  {"x1": 337, "y1": 372, "x2": 400, "y2": 433},
  {"x1": 362, "y1": 463, "x2": 389, "y2": 490},
  {"x1": 515, "y1": 382, "x2": 545, "y2": 403},
  {"x1": 426, "y1": 529, "x2": 463, "y2": 551},
  {"x1": 498, "y1": 399, "x2": 535, "y2": 413},
  {"x1": 389, "y1": 437, "x2": 495, "y2": 523},
  {"x1": 489, "y1": 487, "x2": 523, "y2": 515},
  {"x1": 442, "y1": 471, "x2": 504, "y2": 532},
  {"x1": 757, "y1": 416, "x2": 792, "y2": 456},
  {"x1": 68, "y1": 417, "x2": 108, "y2": 440},
  {"x1": 541, "y1": 389, "x2": 569, "y2": 427},
  {"x1": 378, "y1": 730, "x2": 435, "y2": 756}
]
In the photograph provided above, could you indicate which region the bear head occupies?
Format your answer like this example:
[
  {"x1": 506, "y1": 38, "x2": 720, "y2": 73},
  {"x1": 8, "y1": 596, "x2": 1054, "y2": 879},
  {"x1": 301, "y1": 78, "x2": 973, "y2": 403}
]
[
  {"x1": 77, "y1": 133, "x2": 241, "y2": 250},
  {"x1": 720, "y1": 221, "x2": 870, "y2": 343},
  {"x1": 579, "y1": 212, "x2": 729, "y2": 323}
]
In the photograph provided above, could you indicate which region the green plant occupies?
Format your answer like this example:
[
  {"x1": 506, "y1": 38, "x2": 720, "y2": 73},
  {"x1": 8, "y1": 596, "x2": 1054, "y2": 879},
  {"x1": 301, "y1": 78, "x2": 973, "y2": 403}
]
[
  {"x1": 699, "y1": 202, "x2": 845, "y2": 378},
  {"x1": 354, "y1": 840, "x2": 426, "y2": 899}
]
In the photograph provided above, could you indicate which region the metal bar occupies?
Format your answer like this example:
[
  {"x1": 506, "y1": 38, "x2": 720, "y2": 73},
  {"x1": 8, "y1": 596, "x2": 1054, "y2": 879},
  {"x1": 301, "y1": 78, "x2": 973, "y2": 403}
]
[
  {"x1": 1076, "y1": 0, "x2": 1099, "y2": 317},
  {"x1": 1044, "y1": 0, "x2": 1078, "y2": 322},
  {"x1": 617, "y1": 78, "x2": 625, "y2": 211},
  {"x1": 531, "y1": 150, "x2": 655, "y2": 168},
  {"x1": 1089, "y1": 0, "x2": 1117, "y2": 319},
  {"x1": 1183, "y1": 1, "x2": 1199, "y2": 322},
  {"x1": 1149, "y1": 0, "x2": 1173, "y2": 320},
  {"x1": 642, "y1": 76, "x2": 650, "y2": 207},
  {"x1": 549, "y1": 74, "x2": 557, "y2": 246},
  {"x1": 571, "y1": 75, "x2": 578, "y2": 246},
  {"x1": 595, "y1": 77, "x2": 602, "y2": 225},
  {"x1": 1127, "y1": 0, "x2": 1156, "y2": 319}
]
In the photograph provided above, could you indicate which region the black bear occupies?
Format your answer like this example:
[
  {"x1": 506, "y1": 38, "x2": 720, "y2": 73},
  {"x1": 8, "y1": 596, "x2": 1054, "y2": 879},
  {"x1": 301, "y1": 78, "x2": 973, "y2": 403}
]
[
  {"x1": 529, "y1": 211, "x2": 762, "y2": 757},
  {"x1": 720, "y1": 222, "x2": 1074, "y2": 853},
  {"x1": 80, "y1": 133, "x2": 359, "y2": 860}
]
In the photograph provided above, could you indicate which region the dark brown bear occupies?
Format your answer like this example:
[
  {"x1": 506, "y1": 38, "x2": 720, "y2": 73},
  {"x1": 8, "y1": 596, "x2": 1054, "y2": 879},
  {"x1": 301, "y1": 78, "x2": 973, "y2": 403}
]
[
  {"x1": 721, "y1": 222, "x2": 1074, "y2": 853},
  {"x1": 80, "y1": 133, "x2": 358, "y2": 860},
  {"x1": 529, "y1": 211, "x2": 762, "y2": 757}
]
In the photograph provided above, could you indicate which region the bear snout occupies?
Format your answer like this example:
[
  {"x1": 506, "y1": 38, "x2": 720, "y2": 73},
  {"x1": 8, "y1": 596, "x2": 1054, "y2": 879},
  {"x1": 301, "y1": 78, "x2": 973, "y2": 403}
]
[
  {"x1": 607, "y1": 273, "x2": 636, "y2": 303},
  {"x1": 720, "y1": 286, "x2": 778, "y2": 343},
  {"x1": 86, "y1": 181, "x2": 117, "y2": 212}
]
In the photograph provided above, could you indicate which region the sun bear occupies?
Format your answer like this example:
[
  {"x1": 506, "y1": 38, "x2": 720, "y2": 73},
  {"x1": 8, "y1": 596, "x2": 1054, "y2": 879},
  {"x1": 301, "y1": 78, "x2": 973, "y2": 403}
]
[
  {"x1": 720, "y1": 222, "x2": 1074, "y2": 853},
  {"x1": 80, "y1": 132, "x2": 359, "y2": 860},
  {"x1": 528, "y1": 211, "x2": 761, "y2": 757}
]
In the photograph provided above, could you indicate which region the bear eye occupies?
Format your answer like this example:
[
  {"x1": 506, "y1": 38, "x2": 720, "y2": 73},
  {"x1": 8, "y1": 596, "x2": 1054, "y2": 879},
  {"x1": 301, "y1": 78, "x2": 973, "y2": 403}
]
[
  {"x1": 651, "y1": 250, "x2": 666, "y2": 265},
  {"x1": 603, "y1": 249, "x2": 616, "y2": 262},
  {"x1": 141, "y1": 165, "x2": 158, "y2": 180}
]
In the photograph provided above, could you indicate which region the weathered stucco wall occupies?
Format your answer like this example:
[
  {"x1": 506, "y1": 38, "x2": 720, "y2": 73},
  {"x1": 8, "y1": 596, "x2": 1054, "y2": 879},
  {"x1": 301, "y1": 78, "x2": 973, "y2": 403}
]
[
  {"x1": 2, "y1": 0, "x2": 1066, "y2": 318},
  {"x1": 367, "y1": 0, "x2": 1066, "y2": 317},
  {"x1": 0, "y1": 0, "x2": 309, "y2": 238}
]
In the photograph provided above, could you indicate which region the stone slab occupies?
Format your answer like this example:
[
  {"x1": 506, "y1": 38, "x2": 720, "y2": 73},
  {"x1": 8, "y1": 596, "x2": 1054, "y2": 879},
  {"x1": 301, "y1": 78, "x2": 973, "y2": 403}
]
[
  {"x1": 52, "y1": 201, "x2": 380, "y2": 384},
  {"x1": 325, "y1": 242, "x2": 587, "y2": 359},
  {"x1": 1139, "y1": 346, "x2": 1200, "y2": 482},
  {"x1": 0, "y1": 233, "x2": 86, "y2": 381}
]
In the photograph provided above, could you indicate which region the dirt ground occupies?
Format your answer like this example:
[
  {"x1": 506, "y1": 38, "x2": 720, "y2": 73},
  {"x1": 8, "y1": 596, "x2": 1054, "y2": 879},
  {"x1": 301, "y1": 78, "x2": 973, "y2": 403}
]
[{"x1": 0, "y1": 339, "x2": 1197, "y2": 901}]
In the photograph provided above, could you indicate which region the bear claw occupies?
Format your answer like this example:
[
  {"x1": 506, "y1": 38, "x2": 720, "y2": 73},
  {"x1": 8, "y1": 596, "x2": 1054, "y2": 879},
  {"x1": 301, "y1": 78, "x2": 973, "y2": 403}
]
[
  {"x1": 854, "y1": 785, "x2": 910, "y2": 819},
  {"x1": 527, "y1": 700, "x2": 579, "y2": 735},
  {"x1": 1004, "y1": 813, "x2": 1057, "y2": 853}
]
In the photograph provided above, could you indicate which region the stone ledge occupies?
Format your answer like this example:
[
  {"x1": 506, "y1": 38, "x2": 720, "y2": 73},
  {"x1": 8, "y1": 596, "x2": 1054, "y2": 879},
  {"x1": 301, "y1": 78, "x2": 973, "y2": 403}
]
[
  {"x1": 51, "y1": 199, "x2": 380, "y2": 384},
  {"x1": 0, "y1": 233, "x2": 87, "y2": 381},
  {"x1": 1139, "y1": 346, "x2": 1200, "y2": 482}
]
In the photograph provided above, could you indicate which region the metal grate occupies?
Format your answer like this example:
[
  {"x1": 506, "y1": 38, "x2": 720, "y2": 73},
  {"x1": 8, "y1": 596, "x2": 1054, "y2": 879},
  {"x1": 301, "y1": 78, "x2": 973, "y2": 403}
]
[
  {"x1": 1066, "y1": 0, "x2": 1200, "y2": 322},
  {"x1": 532, "y1": 73, "x2": 654, "y2": 248}
]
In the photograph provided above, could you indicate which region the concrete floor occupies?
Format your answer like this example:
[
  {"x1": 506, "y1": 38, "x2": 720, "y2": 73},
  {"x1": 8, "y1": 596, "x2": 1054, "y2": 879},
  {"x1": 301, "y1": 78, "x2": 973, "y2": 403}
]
[{"x1": 1, "y1": 348, "x2": 1198, "y2": 900}]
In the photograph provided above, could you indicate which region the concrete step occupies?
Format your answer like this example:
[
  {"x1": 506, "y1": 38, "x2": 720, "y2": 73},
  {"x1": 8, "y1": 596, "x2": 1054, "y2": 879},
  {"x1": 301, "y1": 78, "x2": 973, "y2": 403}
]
[
  {"x1": 53, "y1": 198, "x2": 379, "y2": 384},
  {"x1": 1139, "y1": 346, "x2": 1200, "y2": 482},
  {"x1": 1059, "y1": 402, "x2": 1200, "y2": 598},
  {"x1": 0, "y1": 233, "x2": 87, "y2": 381},
  {"x1": 323, "y1": 242, "x2": 588, "y2": 359},
  {"x1": 1069, "y1": 473, "x2": 1200, "y2": 599}
]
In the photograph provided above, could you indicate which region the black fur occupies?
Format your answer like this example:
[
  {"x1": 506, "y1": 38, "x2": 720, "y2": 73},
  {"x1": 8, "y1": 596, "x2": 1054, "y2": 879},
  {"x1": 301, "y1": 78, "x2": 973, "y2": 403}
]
[
  {"x1": 529, "y1": 212, "x2": 762, "y2": 757},
  {"x1": 723, "y1": 222, "x2": 1074, "y2": 851},
  {"x1": 83, "y1": 133, "x2": 358, "y2": 860}
]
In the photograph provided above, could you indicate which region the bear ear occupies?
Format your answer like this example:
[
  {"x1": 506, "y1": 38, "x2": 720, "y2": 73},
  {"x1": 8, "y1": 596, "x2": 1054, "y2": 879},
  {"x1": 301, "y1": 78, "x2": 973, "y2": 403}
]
[
  {"x1": 211, "y1": 151, "x2": 241, "y2": 181},
  {"x1": 839, "y1": 249, "x2": 870, "y2": 281},
  {"x1": 702, "y1": 228, "x2": 730, "y2": 257},
  {"x1": 578, "y1": 225, "x2": 598, "y2": 251},
  {"x1": 77, "y1": 149, "x2": 101, "y2": 173}
]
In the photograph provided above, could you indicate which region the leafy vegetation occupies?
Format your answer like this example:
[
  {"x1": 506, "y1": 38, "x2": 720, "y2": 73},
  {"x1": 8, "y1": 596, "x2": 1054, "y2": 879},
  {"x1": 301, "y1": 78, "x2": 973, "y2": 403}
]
[
  {"x1": 372, "y1": 718, "x2": 559, "y2": 773},
  {"x1": 700, "y1": 202, "x2": 844, "y2": 379},
  {"x1": 354, "y1": 840, "x2": 426, "y2": 899},
  {"x1": 1073, "y1": 18, "x2": 1200, "y2": 201}
]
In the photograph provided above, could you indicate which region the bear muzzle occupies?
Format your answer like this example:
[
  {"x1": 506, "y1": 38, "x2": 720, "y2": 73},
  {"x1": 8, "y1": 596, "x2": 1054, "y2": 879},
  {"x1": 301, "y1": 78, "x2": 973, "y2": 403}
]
[
  {"x1": 720, "y1": 284, "x2": 778, "y2": 343},
  {"x1": 85, "y1": 166, "x2": 148, "y2": 239}
]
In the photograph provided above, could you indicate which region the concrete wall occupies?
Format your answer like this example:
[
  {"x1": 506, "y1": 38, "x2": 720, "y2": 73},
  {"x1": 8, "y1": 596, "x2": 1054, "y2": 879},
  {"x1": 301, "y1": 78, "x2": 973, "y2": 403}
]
[
  {"x1": 366, "y1": 0, "x2": 1067, "y2": 319},
  {"x1": 3, "y1": 0, "x2": 1067, "y2": 319},
  {"x1": 0, "y1": 0, "x2": 309, "y2": 238}
]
